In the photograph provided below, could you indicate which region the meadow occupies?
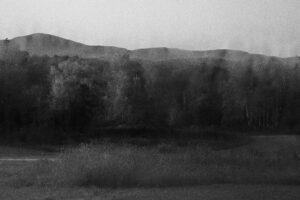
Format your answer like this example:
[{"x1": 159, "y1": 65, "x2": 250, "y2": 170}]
[{"x1": 0, "y1": 135, "x2": 299, "y2": 199}]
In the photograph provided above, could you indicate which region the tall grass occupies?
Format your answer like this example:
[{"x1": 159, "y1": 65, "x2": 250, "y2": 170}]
[{"x1": 13, "y1": 142, "x2": 300, "y2": 187}]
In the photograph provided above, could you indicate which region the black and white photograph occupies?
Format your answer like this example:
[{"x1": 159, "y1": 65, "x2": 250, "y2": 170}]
[{"x1": 0, "y1": 0, "x2": 299, "y2": 199}]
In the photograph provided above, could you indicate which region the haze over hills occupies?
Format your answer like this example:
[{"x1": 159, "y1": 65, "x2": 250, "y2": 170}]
[{"x1": 0, "y1": 33, "x2": 299, "y2": 65}]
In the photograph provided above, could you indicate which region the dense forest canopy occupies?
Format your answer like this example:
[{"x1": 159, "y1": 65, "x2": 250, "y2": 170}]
[{"x1": 0, "y1": 48, "x2": 299, "y2": 142}]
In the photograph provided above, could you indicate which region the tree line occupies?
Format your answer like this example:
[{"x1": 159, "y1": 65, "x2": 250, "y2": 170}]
[{"x1": 0, "y1": 50, "x2": 299, "y2": 142}]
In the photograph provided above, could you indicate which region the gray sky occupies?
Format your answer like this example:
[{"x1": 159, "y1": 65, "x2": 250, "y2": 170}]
[{"x1": 0, "y1": 0, "x2": 299, "y2": 57}]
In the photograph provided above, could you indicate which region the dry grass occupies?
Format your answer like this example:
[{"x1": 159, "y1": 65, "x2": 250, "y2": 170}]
[{"x1": 11, "y1": 137, "x2": 300, "y2": 188}]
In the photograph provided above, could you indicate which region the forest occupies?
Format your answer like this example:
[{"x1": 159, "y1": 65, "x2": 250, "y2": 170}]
[{"x1": 0, "y1": 49, "x2": 299, "y2": 143}]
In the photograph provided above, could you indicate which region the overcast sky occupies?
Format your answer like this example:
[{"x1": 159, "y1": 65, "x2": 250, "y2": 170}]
[{"x1": 0, "y1": 0, "x2": 299, "y2": 57}]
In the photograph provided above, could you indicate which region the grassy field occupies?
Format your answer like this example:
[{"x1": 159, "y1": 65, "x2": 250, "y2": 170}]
[
  {"x1": 0, "y1": 135, "x2": 299, "y2": 199},
  {"x1": 0, "y1": 184, "x2": 300, "y2": 200}
]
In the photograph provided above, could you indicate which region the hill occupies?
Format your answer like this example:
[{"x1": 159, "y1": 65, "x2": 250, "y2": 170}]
[
  {"x1": 0, "y1": 33, "x2": 129, "y2": 60},
  {"x1": 1, "y1": 33, "x2": 299, "y2": 65}
]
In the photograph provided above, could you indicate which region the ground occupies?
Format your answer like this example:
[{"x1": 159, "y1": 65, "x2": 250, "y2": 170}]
[
  {"x1": 0, "y1": 184, "x2": 299, "y2": 200},
  {"x1": 0, "y1": 135, "x2": 299, "y2": 200}
]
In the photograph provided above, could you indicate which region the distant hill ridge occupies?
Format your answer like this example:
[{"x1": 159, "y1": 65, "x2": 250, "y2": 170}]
[{"x1": 0, "y1": 33, "x2": 299, "y2": 64}]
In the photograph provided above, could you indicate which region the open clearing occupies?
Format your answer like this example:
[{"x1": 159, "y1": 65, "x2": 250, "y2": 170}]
[{"x1": 0, "y1": 135, "x2": 299, "y2": 200}]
